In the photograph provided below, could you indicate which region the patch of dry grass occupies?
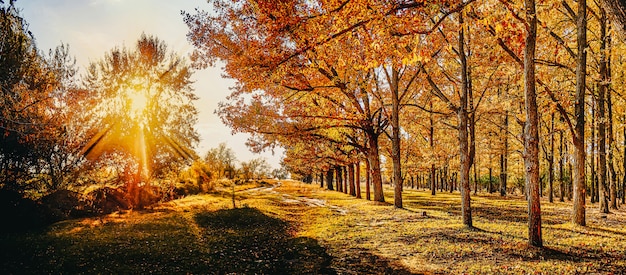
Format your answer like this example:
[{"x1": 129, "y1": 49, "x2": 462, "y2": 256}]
[
  {"x1": 2, "y1": 180, "x2": 625, "y2": 274},
  {"x1": 282, "y1": 182, "x2": 626, "y2": 274}
]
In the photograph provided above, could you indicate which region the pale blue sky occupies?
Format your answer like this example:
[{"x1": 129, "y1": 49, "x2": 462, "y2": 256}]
[{"x1": 14, "y1": 0, "x2": 283, "y2": 168}]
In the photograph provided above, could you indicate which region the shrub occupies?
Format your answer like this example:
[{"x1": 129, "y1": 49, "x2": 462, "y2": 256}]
[
  {"x1": 0, "y1": 188, "x2": 51, "y2": 233},
  {"x1": 39, "y1": 190, "x2": 90, "y2": 220},
  {"x1": 84, "y1": 187, "x2": 130, "y2": 215}
]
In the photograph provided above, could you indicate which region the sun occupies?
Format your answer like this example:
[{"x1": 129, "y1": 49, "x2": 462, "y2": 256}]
[{"x1": 127, "y1": 89, "x2": 150, "y2": 123}]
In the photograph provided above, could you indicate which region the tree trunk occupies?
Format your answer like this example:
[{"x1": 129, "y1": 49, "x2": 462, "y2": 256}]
[
  {"x1": 348, "y1": 163, "x2": 356, "y2": 196},
  {"x1": 623, "y1": 123, "x2": 626, "y2": 205},
  {"x1": 591, "y1": 95, "x2": 597, "y2": 203},
  {"x1": 548, "y1": 113, "x2": 555, "y2": 203},
  {"x1": 389, "y1": 67, "x2": 403, "y2": 208},
  {"x1": 336, "y1": 166, "x2": 343, "y2": 193},
  {"x1": 326, "y1": 169, "x2": 334, "y2": 190},
  {"x1": 500, "y1": 108, "x2": 509, "y2": 197},
  {"x1": 343, "y1": 166, "x2": 348, "y2": 194},
  {"x1": 489, "y1": 167, "x2": 493, "y2": 194},
  {"x1": 368, "y1": 134, "x2": 385, "y2": 202},
  {"x1": 458, "y1": 13, "x2": 472, "y2": 228},
  {"x1": 598, "y1": 18, "x2": 610, "y2": 213},
  {"x1": 429, "y1": 101, "x2": 436, "y2": 196},
  {"x1": 573, "y1": 0, "x2": 587, "y2": 224},
  {"x1": 356, "y1": 160, "x2": 362, "y2": 198},
  {"x1": 523, "y1": 0, "x2": 543, "y2": 247},
  {"x1": 559, "y1": 131, "x2": 565, "y2": 202},
  {"x1": 474, "y1": 157, "x2": 478, "y2": 195},
  {"x1": 366, "y1": 157, "x2": 371, "y2": 200}
]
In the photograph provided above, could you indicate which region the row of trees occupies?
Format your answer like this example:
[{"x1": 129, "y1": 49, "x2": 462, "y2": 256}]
[
  {"x1": 182, "y1": 143, "x2": 287, "y2": 190},
  {"x1": 184, "y1": 0, "x2": 626, "y2": 247},
  {"x1": 1, "y1": 1, "x2": 199, "y2": 206}
]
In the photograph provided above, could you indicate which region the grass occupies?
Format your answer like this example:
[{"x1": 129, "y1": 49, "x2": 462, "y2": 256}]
[{"x1": 1, "y1": 180, "x2": 625, "y2": 274}]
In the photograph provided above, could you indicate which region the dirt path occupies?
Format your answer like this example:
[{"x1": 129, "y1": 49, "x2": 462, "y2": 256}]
[
  {"x1": 239, "y1": 181, "x2": 416, "y2": 274},
  {"x1": 242, "y1": 181, "x2": 349, "y2": 215}
]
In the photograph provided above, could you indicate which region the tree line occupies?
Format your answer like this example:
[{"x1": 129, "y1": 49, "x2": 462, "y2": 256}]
[{"x1": 184, "y1": 0, "x2": 626, "y2": 247}]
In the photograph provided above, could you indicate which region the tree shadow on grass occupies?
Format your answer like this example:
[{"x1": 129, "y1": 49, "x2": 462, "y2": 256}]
[
  {"x1": 403, "y1": 195, "x2": 564, "y2": 225},
  {"x1": 195, "y1": 207, "x2": 420, "y2": 274},
  {"x1": 194, "y1": 207, "x2": 335, "y2": 274}
]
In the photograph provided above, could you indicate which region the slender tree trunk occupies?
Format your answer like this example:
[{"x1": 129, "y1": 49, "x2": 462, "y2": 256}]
[
  {"x1": 474, "y1": 157, "x2": 478, "y2": 195},
  {"x1": 458, "y1": 13, "x2": 472, "y2": 228},
  {"x1": 608, "y1": 77, "x2": 617, "y2": 210},
  {"x1": 591, "y1": 96, "x2": 597, "y2": 203},
  {"x1": 343, "y1": 166, "x2": 348, "y2": 194},
  {"x1": 524, "y1": 0, "x2": 543, "y2": 247},
  {"x1": 623, "y1": 122, "x2": 626, "y2": 205},
  {"x1": 336, "y1": 166, "x2": 343, "y2": 193},
  {"x1": 500, "y1": 108, "x2": 509, "y2": 197},
  {"x1": 366, "y1": 158, "x2": 371, "y2": 200},
  {"x1": 489, "y1": 167, "x2": 493, "y2": 194},
  {"x1": 598, "y1": 24, "x2": 610, "y2": 213},
  {"x1": 430, "y1": 164, "x2": 436, "y2": 195},
  {"x1": 549, "y1": 113, "x2": 555, "y2": 203},
  {"x1": 349, "y1": 163, "x2": 356, "y2": 196},
  {"x1": 559, "y1": 131, "x2": 565, "y2": 202},
  {"x1": 389, "y1": 67, "x2": 403, "y2": 208},
  {"x1": 355, "y1": 160, "x2": 361, "y2": 198},
  {"x1": 320, "y1": 172, "x2": 324, "y2": 188},
  {"x1": 429, "y1": 101, "x2": 436, "y2": 196}
]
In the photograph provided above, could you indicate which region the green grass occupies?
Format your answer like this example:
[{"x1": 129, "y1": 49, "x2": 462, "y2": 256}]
[{"x1": 1, "y1": 180, "x2": 625, "y2": 274}]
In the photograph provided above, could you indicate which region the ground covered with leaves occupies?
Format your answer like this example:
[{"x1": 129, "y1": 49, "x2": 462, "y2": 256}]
[{"x1": 1, "y1": 180, "x2": 625, "y2": 274}]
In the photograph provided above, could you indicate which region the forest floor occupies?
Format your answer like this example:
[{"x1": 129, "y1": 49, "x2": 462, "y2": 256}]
[{"x1": 2, "y1": 180, "x2": 626, "y2": 274}]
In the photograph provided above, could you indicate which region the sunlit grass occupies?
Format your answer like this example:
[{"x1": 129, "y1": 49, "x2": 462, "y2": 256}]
[{"x1": 2, "y1": 180, "x2": 625, "y2": 274}]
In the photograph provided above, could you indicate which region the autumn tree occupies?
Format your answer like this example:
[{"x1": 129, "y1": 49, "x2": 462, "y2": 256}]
[
  {"x1": 0, "y1": 2, "x2": 87, "y2": 194},
  {"x1": 204, "y1": 142, "x2": 238, "y2": 179},
  {"x1": 83, "y1": 34, "x2": 199, "y2": 207}
]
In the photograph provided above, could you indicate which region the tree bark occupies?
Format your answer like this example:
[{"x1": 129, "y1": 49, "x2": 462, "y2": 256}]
[
  {"x1": 548, "y1": 113, "x2": 555, "y2": 203},
  {"x1": 500, "y1": 108, "x2": 509, "y2": 197},
  {"x1": 524, "y1": 0, "x2": 543, "y2": 247},
  {"x1": 559, "y1": 131, "x2": 565, "y2": 202},
  {"x1": 336, "y1": 166, "x2": 343, "y2": 193},
  {"x1": 368, "y1": 133, "x2": 385, "y2": 202},
  {"x1": 326, "y1": 169, "x2": 334, "y2": 190},
  {"x1": 348, "y1": 163, "x2": 356, "y2": 196},
  {"x1": 591, "y1": 96, "x2": 597, "y2": 203},
  {"x1": 458, "y1": 13, "x2": 472, "y2": 228},
  {"x1": 598, "y1": 11, "x2": 610, "y2": 213},
  {"x1": 389, "y1": 67, "x2": 403, "y2": 208},
  {"x1": 430, "y1": 101, "x2": 436, "y2": 196},
  {"x1": 607, "y1": 73, "x2": 617, "y2": 210},
  {"x1": 572, "y1": 0, "x2": 587, "y2": 225},
  {"x1": 623, "y1": 123, "x2": 626, "y2": 204},
  {"x1": 366, "y1": 157, "x2": 371, "y2": 200},
  {"x1": 355, "y1": 160, "x2": 361, "y2": 198},
  {"x1": 343, "y1": 166, "x2": 348, "y2": 194}
]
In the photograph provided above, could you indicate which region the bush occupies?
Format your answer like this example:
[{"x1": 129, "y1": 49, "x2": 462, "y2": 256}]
[
  {"x1": 39, "y1": 190, "x2": 90, "y2": 220},
  {"x1": 137, "y1": 185, "x2": 165, "y2": 208},
  {"x1": 84, "y1": 187, "x2": 130, "y2": 215},
  {"x1": 173, "y1": 180, "x2": 202, "y2": 197},
  {"x1": 0, "y1": 188, "x2": 51, "y2": 233}
]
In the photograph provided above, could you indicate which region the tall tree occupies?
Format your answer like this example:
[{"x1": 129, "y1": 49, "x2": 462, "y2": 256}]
[
  {"x1": 572, "y1": 0, "x2": 588, "y2": 225},
  {"x1": 524, "y1": 0, "x2": 543, "y2": 247},
  {"x1": 83, "y1": 34, "x2": 199, "y2": 207}
]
